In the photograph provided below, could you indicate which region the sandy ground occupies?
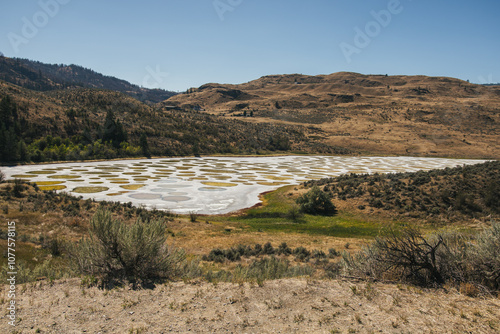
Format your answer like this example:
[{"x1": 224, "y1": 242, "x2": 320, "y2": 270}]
[{"x1": 2, "y1": 278, "x2": 499, "y2": 333}]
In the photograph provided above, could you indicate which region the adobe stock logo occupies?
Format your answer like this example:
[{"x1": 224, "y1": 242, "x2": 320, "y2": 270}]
[
  {"x1": 7, "y1": 0, "x2": 71, "y2": 54},
  {"x1": 142, "y1": 65, "x2": 169, "y2": 88},
  {"x1": 213, "y1": 0, "x2": 243, "y2": 21},
  {"x1": 340, "y1": 0, "x2": 406, "y2": 64}
]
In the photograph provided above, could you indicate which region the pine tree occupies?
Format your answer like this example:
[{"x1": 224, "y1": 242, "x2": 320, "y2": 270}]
[
  {"x1": 18, "y1": 140, "x2": 28, "y2": 162},
  {"x1": 140, "y1": 133, "x2": 151, "y2": 158},
  {"x1": 101, "y1": 111, "x2": 128, "y2": 148}
]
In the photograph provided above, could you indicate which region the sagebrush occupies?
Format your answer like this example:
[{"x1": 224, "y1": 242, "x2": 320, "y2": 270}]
[{"x1": 70, "y1": 210, "x2": 184, "y2": 286}]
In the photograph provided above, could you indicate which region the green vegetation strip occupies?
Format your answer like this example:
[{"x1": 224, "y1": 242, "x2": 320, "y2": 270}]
[{"x1": 216, "y1": 186, "x2": 385, "y2": 238}]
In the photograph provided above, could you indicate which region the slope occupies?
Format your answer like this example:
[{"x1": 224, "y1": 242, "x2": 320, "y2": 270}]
[
  {"x1": 0, "y1": 56, "x2": 176, "y2": 103},
  {"x1": 165, "y1": 72, "x2": 500, "y2": 158}
]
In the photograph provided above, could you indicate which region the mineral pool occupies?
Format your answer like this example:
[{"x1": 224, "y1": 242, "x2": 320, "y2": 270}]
[{"x1": 2, "y1": 156, "x2": 488, "y2": 214}]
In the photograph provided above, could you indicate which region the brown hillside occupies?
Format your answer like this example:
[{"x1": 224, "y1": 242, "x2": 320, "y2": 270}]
[
  {"x1": 0, "y1": 81, "x2": 348, "y2": 161},
  {"x1": 164, "y1": 72, "x2": 500, "y2": 158}
]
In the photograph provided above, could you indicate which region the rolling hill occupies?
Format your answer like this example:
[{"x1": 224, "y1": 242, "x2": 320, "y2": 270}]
[
  {"x1": 0, "y1": 78, "x2": 342, "y2": 164},
  {"x1": 164, "y1": 72, "x2": 500, "y2": 158}
]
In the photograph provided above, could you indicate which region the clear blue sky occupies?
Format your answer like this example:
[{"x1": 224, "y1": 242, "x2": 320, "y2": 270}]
[{"x1": 1, "y1": 0, "x2": 499, "y2": 91}]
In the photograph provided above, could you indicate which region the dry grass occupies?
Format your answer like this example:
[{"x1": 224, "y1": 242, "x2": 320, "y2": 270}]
[{"x1": 1, "y1": 278, "x2": 498, "y2": 333}]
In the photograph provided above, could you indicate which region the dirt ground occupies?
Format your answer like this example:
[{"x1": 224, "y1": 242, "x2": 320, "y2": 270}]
[{"x1": 2, "y1": 278, "x2": 499, "y2": 333}]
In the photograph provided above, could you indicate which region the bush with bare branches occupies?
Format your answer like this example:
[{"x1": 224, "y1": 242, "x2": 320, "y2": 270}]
[{"x1": 341, "y1": 223, "x2": 500, "y2": 291}]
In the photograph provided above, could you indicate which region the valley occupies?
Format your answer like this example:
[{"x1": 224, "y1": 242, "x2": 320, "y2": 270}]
[{"x1": 0, "y1": 57, "x2": 498, "y2": 333}]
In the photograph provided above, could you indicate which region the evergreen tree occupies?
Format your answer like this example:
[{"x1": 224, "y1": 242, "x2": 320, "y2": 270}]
[
  {"x1": 139, "y1": 133, "x2": 151, "y2": 158},
  {"x1": 17, "y1": 140, "x2": 28, "y2": 162},
  {"x1": 192, "y1": 142, "x2": 200, "y2": 157},
  {"x1": 0, "y1": 95, "x2": 18, "y2": 128},
  {"x1": 101, "y1": 110, "x2": 128, "y2": 148},
  {"x1": 3, "y1": 127, "x2": 19, "y2": 161}
]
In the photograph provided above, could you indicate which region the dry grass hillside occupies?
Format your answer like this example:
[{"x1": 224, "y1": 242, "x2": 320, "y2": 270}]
[
  {"x1": 0, "y1": 80, "x2": 347, "y2": 163},
  {"x1": 164, "y1": 72, "x2": 500, "y2": 158}
]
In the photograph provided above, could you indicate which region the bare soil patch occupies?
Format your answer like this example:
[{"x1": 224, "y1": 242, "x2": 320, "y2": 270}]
[{"x1": 2, "y1": 278, "x2": 499, "y2": 333}]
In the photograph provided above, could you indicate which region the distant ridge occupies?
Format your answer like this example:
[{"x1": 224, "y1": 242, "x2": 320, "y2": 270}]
[
  {"x1": 163, "y1": 71, "x2": 500, "y2": 159},
  {"x1": 0, "y1": 56, "x2": 176, "y2": 104}
]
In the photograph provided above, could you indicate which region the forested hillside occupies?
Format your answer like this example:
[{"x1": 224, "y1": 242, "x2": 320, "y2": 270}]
[{"x1": 0, "y1": 56, "x2": 176, "y2": 103}]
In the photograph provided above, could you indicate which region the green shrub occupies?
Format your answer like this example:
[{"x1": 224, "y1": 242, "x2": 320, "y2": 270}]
[
  {"x1": 12, "y1": 178, "x2": 25, "y2": 197},
  {"x1": 296, "y1": 186, "x2": 337, "y2": 215},
  {"x1": 328, "y1": 248, "x2": 340, "y2": 258},
  {"x1": 286, "y1": 204, "x2": 304, "y2": 222},
  {"x1": 278, "y1": 242, "x2": 292, "y2": 255},
  {"x1": 189, "y1": 211, "x2": 198, "y2": 222},
  {"x1": 263, "y1": 242, "x2": 275, "y2": 255},
  {"x1": 70, "y1": 210, "x2": 183, "y2": 287},
  {"x1": 203, "y1": 248, "x2": 226, "y2": 263},
  {"x1": 253, "y1": 243, "x2": 263, "y2": 256}
]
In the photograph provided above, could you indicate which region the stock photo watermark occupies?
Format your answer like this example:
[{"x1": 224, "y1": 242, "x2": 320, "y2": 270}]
[
  {"x1": 477, "y1": 74, "x2": 495, "y2": 85},
  {"x1": 142, "y1": 65, "x2": 169, "y2": 88},
  {"x1": 7, "y1": 0, "x2": 71, "y2": 54},
  {"x1": 6, "y1": 221, "x2": 17, "y2": 327},
  {"x1": 340, "y1": 0, "x2": 406, "y2": 64},
  {"x1": 213, "y1": 0, "x2": 243, "y2": 21}
]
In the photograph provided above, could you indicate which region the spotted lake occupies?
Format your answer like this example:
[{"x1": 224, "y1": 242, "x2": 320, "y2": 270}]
[{"x1": 2, "y1": 156, "x2": 487, "y2": 214}]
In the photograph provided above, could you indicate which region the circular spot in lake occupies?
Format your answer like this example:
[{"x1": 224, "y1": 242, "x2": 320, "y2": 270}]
[
  {"x1": 120, "y1": 184, "x2": 145, "y2": 190},
  {"x1": 39, "y1": 185, "x2": 67, "y2": 191},
  {"x1": 48, "y1": 175, "x2": 81, "y2": 179},
  {"x1": 35, "y1": 181, "x2": 64, "y2": 186},
  {"x1": 157, "y1": 178, "x2": 181, "y2": 183},
  {"x1": 162, "y1": 196, "x2": 191, "y2": 202},
  {"x1": 72, "y1": 186, "x2": 109, "y2": 193},
  {"x1": 199, "y1": 187, "x2": 226, "y2": 192},
  {"x1": 157, "y1": 184, "x2": 192, "y2": 189},
  {"x1": 201, "y1": 182, "x2": 238, "y2": 187},
  {"x1": 264, "y1": 176, "x2": 293, "y2": 181},
  {"x1": 26, "y1": 170, "x2": 56, "y2": 174},
  {"x1": 212, "y1": 176, "x2": 232, "y2": 180},
  {"x1": 168, "y1": 192, "x2": 189, "y2": 196},
  {"x1": 129, "y1": 193, "x2": 162, "y2": 200},
  {"x1": 150, "y1": 188, "x2": 171, "y2": 193}
]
